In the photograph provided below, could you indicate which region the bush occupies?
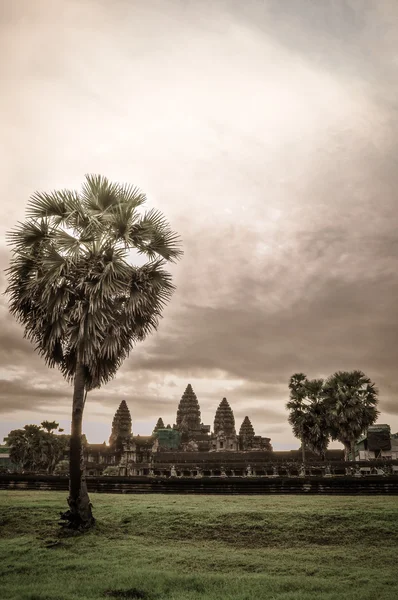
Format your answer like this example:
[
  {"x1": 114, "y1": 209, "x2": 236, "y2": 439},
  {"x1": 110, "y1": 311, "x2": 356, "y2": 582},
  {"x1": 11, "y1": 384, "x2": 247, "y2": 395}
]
[
  {"x1": 54, "y1": 460, "x2": 69, "y2": 475},
  {"x1": 102, "y1": 466, "x2": 120, "y2": 476}
]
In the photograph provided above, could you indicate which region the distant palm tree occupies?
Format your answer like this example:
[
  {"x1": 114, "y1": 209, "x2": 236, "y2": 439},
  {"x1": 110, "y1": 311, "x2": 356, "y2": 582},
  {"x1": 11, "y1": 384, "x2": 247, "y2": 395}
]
[
  {"x1": 302, "y1": 379, "x2": 329, "y2": 460},
  {"x1": 41, "y1": 420, "x2": 59, "y2": 433},
  {"x1": 322, "y1": 370, "x2": 379, "y2": 462},
  {"x1": 5, "y1": 174, "x2": 183, "y2": 528},
  {"x1": 287, "y1": 373, "x2": 310, "y2": 463}
]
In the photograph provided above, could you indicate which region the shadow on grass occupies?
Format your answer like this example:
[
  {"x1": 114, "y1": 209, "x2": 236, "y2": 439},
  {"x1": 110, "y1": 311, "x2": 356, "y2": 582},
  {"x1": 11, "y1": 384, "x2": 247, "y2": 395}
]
[{"x1": 104, "y1": 589, "x2": 152, "y2": 599}]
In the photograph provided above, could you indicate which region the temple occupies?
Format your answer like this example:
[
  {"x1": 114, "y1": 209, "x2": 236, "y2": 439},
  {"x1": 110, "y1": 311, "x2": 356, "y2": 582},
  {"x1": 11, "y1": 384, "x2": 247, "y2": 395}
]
[
  {"x1": 5, "y1": 388, "x2": 397, "y2": 477},
  {"x1": 84, "y1": 384, "x2": 273, "y2": 476},
  {"x1": 109, "y1": 400, "x2": 132, "y2": 448}
]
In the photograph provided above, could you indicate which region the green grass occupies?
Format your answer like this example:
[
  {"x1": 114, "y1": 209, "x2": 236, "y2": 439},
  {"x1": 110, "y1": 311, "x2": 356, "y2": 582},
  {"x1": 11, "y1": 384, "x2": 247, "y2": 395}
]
[{"x1": 0, "y1": 492, "x2": 397, "y2": 600}]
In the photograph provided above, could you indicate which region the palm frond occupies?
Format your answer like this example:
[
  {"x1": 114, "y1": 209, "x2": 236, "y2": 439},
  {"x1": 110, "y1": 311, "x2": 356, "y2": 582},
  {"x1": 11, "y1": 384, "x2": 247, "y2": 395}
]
[
  {"x1": 105, "y1": 202, "x2": 139, "y2": 243},
  {"x1": 117, "y1": 182, "x2": 146, "y2": 208},
  {"x1": 81, "y1": 174, "x2": 121, "y2": 213},
  {"x1": 26, "y1": 189, "x2": 81, "y2": 223},
  {"x1": 53, "y1": 229, "x2": 82, "y2": 257},
  {"x1": 133, "y1": 209, "x2": 183, "y2": 262},
  {"x1": 6, "y1": 219, "x2": 54, "y2": 250}
]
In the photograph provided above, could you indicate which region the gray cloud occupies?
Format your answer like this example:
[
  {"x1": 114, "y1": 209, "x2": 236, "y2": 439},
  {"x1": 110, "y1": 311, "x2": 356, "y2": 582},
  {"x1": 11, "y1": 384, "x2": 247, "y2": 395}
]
[{"x1": 0, "y1": 378, "x2": 71, "y2": 413}]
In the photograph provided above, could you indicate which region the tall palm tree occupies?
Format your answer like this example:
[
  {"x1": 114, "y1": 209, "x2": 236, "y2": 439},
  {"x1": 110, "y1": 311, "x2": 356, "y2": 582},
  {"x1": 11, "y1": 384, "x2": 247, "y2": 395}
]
[
  {"x1": 286, "y1": 373, "x2": 310, "y2": 463},
  {"x1": 322, "y1": 370, "x2": 379, "y2": 462},
  {"x1": 5, "y1": 174, "x2": 183, "y2": 528},
  {"x1": 302, "y1": 378, "x2": 329, "y2": 460}
]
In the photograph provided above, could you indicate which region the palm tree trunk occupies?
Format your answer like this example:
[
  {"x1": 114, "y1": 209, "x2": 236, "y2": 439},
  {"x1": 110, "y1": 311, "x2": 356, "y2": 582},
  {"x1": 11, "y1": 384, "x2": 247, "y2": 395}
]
[
  {"x1": 351, "y1": 439, "x2": 357, "y2": 464},
  {"x1": 60, "y1": 361, "x2": 94, "y2": 529},
  {"x1": 301, "y1": 434, "x2": 306, "y2": 464},
  {"x1": 343, "y1": 443, "x2": 350, "y2": 462}
]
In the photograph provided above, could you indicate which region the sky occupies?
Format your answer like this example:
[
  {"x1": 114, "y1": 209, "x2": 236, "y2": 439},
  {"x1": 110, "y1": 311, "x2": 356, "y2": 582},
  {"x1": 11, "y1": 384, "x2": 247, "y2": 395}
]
[{"x1": 0, "y1": 0, "x2": 397, "y2": 450}]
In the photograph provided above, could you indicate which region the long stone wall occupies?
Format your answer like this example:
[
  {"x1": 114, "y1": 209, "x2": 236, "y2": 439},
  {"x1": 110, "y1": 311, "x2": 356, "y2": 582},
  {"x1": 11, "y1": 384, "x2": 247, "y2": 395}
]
[
  {"x1": 127, "y1": 456, "x2": 398, "y2": 478},
  {"x1": 1, "y1": 474, "x2": 398, "y2": 494},
  {"x1": 150, "y1": 457, "x2": 398, "y2": 478}
]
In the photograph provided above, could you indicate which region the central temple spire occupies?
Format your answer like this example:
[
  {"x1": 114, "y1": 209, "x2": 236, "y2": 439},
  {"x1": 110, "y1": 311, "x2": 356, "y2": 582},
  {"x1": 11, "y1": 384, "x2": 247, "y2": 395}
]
[
  {"x1": 239, "y1": 416, "x2": 255, "y2": 450},
  {"x1": 214, "y1": 397, "x2": 236, "y2": 436},
  {"x1": 239, "y1": 416, "x2": 255, "y2": 438},
  {"x1": 176, "y1": 384, "x2": 201, "y2": 431},
  {"x1": 109, "y1": 400, "x2": 132, "y2": 447}
]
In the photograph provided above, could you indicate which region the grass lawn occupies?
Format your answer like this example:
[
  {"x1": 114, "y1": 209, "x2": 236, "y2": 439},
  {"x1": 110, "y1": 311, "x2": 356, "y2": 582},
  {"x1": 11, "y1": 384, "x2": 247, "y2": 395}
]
[{"x1": 0, "y1": 491, "x2": 397, "y2": 600}]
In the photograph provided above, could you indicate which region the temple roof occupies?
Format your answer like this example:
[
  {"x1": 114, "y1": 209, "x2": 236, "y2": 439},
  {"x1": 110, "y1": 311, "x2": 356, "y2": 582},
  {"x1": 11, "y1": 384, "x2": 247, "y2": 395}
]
[
  {"x1": 132, "y1": 435, "x2": 155, "y2": 447},
  {"x1": 153, "y1": 417, "x2": 165, "y2": 433},
  {"x1": 176, "y1": 384, "x2": 201, "y2": 431},
  {"x1": 109, "y1": 400, "x2": 132, "y2": 446},
  {"x1": 86, "y1": 443, "x2": 117, "y2": 455},
  {"x1": 113, "y1": 400, "x2": 131, "y2": 421},
  {"x1": 214, "y1": 397, "x2": 236, "y2": 436},
  {"x1": 239, "y1": 416, "x2": 255, "y2": 438}
]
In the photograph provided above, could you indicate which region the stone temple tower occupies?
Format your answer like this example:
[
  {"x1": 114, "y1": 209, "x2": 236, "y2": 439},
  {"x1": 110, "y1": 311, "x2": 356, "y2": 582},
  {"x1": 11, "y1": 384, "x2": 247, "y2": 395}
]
[
  {"x1": 176, "y1": 384, "x2": 201, "y2": 432},
  {"x1": 109, "y1": 400, "x2": 132, "y2": 448},
  {"x1": 213, "y1": 398, "x2": 238, "y2": 451},
  {"x1": 153, "y1": 417, "x2": 165, "y2": 433},
  {"x1": 239, "y1": 416, "x2": 255, "y2": 450}
]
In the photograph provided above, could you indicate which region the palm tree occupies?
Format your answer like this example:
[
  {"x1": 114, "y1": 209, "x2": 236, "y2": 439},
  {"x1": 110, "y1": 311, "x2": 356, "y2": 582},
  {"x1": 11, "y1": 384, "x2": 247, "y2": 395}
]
[
  {"x1": 322, "y1": 370, "x2": 379, "y2": 462},
  {"x1": 5, "y1": 174, "x2": 183, "y2": 528},
  {"x1": 286, "y1": 373, "x2": 310, "y2": 463},
  {"x1": 302, "y1": 379, "x2": 329, "y2": 460},
  {"x1": 41, "y1": 420, "x2": 59, "y2": 433}
]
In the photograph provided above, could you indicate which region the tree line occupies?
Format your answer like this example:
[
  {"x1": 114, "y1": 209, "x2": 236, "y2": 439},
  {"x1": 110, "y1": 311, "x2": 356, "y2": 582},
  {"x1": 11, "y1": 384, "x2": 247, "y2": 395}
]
[
  {"x1": 287, "y1": 370, "x2": 379, "y2": 463},
  {"x1": 4, "y1": 421, "x2": 71, "y2": 474}
]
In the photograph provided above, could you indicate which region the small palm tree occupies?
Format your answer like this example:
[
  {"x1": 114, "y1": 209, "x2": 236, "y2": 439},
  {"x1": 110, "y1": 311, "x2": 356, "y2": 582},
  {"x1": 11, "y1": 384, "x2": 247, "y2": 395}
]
[
  {"x1": 5, "y1": 174, "x2": 183, "y2": 528},
  {"x1": 302, "y1": 379, "x2": 329, "y2": 460},
  {"x1": 41, "y1": 420, "x2": 59, "y2": 433},
  {"x1": 286, "y1": 373, "x2": 310, "y2": 463},
  {"x1": 287, "y1": 375, "x2": 331, "y2": 462},
  {"x1": 322, "y1": 370, "x2": 379, "y2": 461}
]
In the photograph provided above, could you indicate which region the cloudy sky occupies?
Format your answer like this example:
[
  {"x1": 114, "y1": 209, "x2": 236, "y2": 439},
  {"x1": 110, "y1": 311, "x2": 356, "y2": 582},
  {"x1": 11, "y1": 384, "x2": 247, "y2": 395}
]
[{"x1": 0, "y1": 0, "x2": 397, "y2": 449}]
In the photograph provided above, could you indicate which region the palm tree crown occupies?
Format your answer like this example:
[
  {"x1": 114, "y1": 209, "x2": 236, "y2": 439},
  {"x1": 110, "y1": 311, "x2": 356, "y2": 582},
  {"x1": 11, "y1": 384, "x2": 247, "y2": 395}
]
[
  {"x1": 301, "y1": 378, "x2": 329, "y2": 459},
  {"x1": 5, "y1": 174, "x2": 183, "y2": 390},
  {"x1": 323, "y1": 370, "x2": 379, "y2": 440},
  {"x1": 287, "y1": 374, "x2": 331, "y2": 459},
  {"x1": 286, "y1": 373, "x2": 309, "y2": 437},
  {"x1": 322, "y1": 370, "x2": 379, "y2": 458}
]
